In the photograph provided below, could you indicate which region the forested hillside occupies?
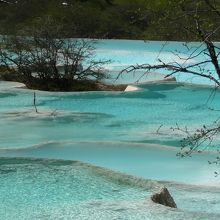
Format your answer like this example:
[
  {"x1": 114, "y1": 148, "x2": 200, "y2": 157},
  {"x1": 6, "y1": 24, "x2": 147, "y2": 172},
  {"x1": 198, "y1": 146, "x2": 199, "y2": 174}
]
[{"x1": 0, "y1": 0, "x2": 220, "y2": 40}]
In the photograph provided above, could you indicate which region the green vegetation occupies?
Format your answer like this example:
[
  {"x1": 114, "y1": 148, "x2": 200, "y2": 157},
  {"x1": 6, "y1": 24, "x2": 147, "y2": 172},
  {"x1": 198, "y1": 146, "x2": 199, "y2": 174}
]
[
  {"x1": 0, "y1": 0, "x2": 219, "y2": 41},
  {"x1": 0, "y1": 18, "x2": 126, "y2": 91},
  {"x1": 0, "y1": 0, "x2": 220, "y2": 91}
]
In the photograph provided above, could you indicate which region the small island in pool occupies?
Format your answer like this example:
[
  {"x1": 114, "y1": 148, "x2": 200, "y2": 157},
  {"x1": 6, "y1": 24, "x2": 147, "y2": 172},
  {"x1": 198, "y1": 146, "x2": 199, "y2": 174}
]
[
  {"x1": 0, "y1": 36, "x2": 128, "y2": 92},
  {"x1": 1, "y1": 0, "x2": 220, "y2": 219}
]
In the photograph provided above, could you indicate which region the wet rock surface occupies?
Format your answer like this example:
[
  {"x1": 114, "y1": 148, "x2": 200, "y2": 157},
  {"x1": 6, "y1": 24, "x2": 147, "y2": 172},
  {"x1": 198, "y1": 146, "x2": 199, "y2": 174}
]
[{"x1": 151, "y1": 187, "x2": 177, "y2": 208}]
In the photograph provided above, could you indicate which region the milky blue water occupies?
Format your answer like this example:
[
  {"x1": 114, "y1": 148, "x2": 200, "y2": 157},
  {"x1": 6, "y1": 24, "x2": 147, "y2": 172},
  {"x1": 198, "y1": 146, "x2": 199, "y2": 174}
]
[
  {"x1": 1, "y1": 157, "x2": 220, "y2": 220},
  {"x1": 0, "y1": 40, "x2": 220, "y2": 219},
  {"x1": 94, "y1": 40, "x2": 219, "y2": 85},
  {"x1": 1, "y1": 82, "x2": 219, "y2": 155}
]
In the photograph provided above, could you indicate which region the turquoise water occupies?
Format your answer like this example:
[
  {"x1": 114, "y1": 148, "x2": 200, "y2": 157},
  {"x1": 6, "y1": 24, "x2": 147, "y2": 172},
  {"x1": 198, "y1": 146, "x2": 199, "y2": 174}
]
[
  {"x1": 1, "y1": 157, "x2": 220, "y2": 220},
  {"x1": 1, "y1": 82, "x2": 220, "y2": 148},
  {"x1": 0, "y1": 81, "x2": 220, "y2": 186},
  {"x1": 1, "y1": 141, "x2": 218, "y2": 185},
  {"x1": 94, "y1": 40, "x2": 219, "y2": 85},
  {"x1": 1, "y1": 40, "x2": 220, "y2": 218}
]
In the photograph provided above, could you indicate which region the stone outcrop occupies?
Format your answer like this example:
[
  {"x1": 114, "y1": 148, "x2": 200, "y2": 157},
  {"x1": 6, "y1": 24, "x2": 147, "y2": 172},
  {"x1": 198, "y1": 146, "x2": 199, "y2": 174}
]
[
  {"x1": 124, "y1": 85, "x2": 139, "y2": 92},
  {"x1": 151, "y1": 187, "x2": 177, "y2": 208}
]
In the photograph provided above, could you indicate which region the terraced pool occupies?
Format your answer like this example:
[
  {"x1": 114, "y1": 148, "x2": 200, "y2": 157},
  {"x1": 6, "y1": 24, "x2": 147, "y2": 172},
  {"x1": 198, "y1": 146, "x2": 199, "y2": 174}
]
[
  {"x1": 1, "y1": 158, "x2": 220, "y2": 220},
  {"x1": 1, "y1": 40, "x2": 220, "y2": 219}
]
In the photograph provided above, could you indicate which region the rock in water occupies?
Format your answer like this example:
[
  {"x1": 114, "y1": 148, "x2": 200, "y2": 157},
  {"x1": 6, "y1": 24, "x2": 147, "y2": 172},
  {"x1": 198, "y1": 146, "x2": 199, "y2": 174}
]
[{"x1": 151, "y1": 187, "x2": 177, "y2": 208}]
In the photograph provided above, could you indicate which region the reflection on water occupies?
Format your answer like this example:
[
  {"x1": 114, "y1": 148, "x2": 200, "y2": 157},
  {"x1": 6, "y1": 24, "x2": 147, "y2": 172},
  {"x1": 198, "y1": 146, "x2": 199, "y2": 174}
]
[
  {"x1": 1, "y1": 82, "x2": 220, "y2": 150},
  {"x1": 0, "y1": 82, "x2": 220, "y2": 185},
  {"x1": 95, "y1": 40, "x2": 218, "y2": 85},
  {"x1": 0, "y1": 40, "x2": 220, "y2": 218}
]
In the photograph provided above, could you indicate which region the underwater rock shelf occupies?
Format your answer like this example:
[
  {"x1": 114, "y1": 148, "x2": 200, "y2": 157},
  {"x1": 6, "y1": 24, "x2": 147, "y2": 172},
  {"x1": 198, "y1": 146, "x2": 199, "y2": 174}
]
[
  {"x1": 1, "y1": 39, "x2": 220, "y2": 219},
  {"x1": 1, "y1": 157, "x2": 220, "y2": 220}
]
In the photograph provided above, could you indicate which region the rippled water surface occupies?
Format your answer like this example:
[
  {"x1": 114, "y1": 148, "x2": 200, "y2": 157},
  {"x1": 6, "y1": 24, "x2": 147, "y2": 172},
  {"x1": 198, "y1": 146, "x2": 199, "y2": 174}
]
[
  {"x1": 1, "y1": 158, "x2": 220, "y2": 220},
  {"x1": 0, "y1": 40, "x2": 220, "y2": 219}
]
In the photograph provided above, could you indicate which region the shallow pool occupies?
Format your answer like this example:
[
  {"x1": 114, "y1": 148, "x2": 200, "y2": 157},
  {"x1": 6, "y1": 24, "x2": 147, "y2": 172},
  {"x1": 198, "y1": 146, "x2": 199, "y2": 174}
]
[
  {"x1": 0, "y1": 81, "x2": 220, "y2": 185},
  {"x1": 95, "y1": 40, "x2": 219, "y2": 85},
  {"x1": 1, "y1": 157, "x2": 220, "y2": 220},
  {"x1": 1, "y1": 40, "x2": 220, "y2": 219}
]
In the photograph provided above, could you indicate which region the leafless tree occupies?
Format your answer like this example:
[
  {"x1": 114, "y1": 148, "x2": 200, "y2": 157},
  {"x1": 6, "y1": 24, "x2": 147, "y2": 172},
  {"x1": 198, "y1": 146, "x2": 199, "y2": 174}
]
[
  {"x1": 120, "y1": 0, "x2": 220, "y2": 160},
  {"x1": 0, "y1": 17, "x2": 109, "y2": 90}
]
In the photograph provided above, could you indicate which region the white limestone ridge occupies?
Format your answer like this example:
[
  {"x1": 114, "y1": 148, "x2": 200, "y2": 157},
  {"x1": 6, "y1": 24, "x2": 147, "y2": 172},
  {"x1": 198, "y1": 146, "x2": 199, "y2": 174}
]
[
  {"x1": 124, "y1": 85, "x2": 139, "y2": 92},
  {"x1": 124, "y1": 74, "x2": 176, "y2": 92}
]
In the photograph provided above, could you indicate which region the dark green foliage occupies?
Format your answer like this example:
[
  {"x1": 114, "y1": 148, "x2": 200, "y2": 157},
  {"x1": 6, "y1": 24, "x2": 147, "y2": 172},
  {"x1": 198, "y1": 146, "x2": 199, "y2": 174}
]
[
  {"x1": 0, "y1": 18, "x2": 111, "y2": 91},
  {"x1": 1, "y1": 0, "x2": 218, "y2": 40}
]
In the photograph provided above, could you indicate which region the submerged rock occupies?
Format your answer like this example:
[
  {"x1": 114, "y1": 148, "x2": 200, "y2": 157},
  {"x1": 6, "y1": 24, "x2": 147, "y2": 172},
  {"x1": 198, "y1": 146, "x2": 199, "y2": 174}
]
[
  {"x1": 151, "y1": 187, "x2": 177, "y2": 208},
  {"x1": 0, "y1": 167, "x2": 17, "y2": 174}
]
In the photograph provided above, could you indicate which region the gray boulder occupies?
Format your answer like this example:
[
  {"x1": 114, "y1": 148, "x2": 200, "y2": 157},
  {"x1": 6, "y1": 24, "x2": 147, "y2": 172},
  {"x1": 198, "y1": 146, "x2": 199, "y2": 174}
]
[{"x1": 151, "y1": 187, "x2": 177, "y2": 208}]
